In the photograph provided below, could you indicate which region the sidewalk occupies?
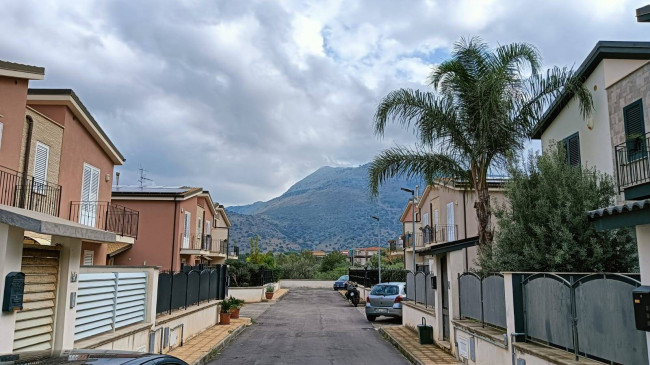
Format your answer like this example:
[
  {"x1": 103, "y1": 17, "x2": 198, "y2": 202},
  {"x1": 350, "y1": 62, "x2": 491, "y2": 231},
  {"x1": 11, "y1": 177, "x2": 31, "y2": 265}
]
[
  {"x1": 380, "y1": 326, "x2": 460, "y2": 365},
  {"x1": 168, "y1": 318, "x2": 251, "y2": 365}
]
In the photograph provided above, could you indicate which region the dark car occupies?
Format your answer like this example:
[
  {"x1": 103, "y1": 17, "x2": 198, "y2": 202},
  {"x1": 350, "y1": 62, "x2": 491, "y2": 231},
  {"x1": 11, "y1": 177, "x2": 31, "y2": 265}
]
[
  {"x1": 0, "y1": 350, "x2": 188, "y2": 365},
  {"x1": 333, "y1": 275, "x2": 349, "y2": 290}
]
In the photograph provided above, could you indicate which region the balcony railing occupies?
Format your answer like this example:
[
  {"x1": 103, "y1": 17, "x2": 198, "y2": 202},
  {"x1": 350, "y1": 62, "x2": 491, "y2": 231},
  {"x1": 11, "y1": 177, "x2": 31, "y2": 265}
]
[
  {"x1": 231, "y1": 245, "x2": 239, "y2": 257},
  {"x1": 69, "y1": 201, "x2": 139, "y2": 238},
  {"x1": 422, "y1": 224, "x2": 458, "y2": 244},
  {"x1": 0, "y1": 166, "x2": 61, "y2": 216},
  {"x1": 402, "y1": 232, "x2": 425, "y2": 249},
  {"x1": 615, "y1": 134, "x2": 650, "y2": 193}
]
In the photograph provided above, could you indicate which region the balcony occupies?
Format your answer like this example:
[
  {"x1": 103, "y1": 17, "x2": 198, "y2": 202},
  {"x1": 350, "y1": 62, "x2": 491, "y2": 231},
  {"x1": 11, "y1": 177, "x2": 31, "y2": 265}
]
[
  {"x1": 181, "y1": 234, "x2": 228, "y2": 256},
  {"x1": 69, "y1": 201, "x2": 139, "y2": 238},
  {"x1": 615, "y1": 134, "x2": 650, "y2": 200},
  {"x1": 230, "y1": 245, "x2": 239, "y2": 258},
  {"x1": 422, "y1": 224, "x2": 458, "y2": 245},
  {"x1": 0, "y1": 166, "x2": 61, "y2": 216}
]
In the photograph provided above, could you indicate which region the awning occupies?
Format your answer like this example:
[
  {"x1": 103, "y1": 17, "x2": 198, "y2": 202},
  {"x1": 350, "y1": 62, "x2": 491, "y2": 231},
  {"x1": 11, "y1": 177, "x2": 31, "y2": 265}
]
[
  {"x1": 588, "y1": 199, "x2": 650, "y2": 230},
  {"x1": 417, "y1": 236, "x2": 479, "y2": 256},
  {"x1": 107, "y1": 242, "x2": 131, "y2": 257}
]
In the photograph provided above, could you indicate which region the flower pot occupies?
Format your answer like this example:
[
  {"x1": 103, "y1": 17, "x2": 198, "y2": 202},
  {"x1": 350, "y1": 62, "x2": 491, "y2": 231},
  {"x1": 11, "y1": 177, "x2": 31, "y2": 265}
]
[
  {"x1": 230, "y1": 307, "x2": 240, "y2": 319},
  {"x1": 220, "y1": 312, "x2": 231, "y2": 325},
  {"x1": 265, "y1": 292, "x2": 274, "y2": 300}
]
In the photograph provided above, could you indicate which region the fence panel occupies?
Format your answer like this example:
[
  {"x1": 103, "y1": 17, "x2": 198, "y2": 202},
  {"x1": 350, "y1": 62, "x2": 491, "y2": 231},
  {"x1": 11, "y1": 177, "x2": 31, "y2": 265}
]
[
  {"x1": 75, "y1": 273, "x2": 117, "y2": 340},
  {"x1": 186, "y1": 271, "x2": 200, "y2": 306},
  {"x1": 171, "y1": 272, "x2": 187, "y2": 310},
  {"x1": 219, "y1": 265, "x2": 227, "y2": 299},
  {"x1": 425, "y1": 273, "x2": 435, "y2": 306},
  {"x1": 115, "y1": 272, "x2": 147, "y2": 329},
  {"x1": 482, "y1": 275, "x2": 506, "y2": 329},
  {"x1": 198, "y1": 270, "x2": 210, "y2": 302},
  {"x1": 574, "y1": 274, "x2": 648, "y2": 364},
  {"x1": 157, "y1": 272, "x2": 172, "y2": 314},
  {"x1": 523, "y1": 275, "x2": 575, "y2": 352},
  {"x1": 405, "y1": 272, "x2": 415, "y2": 301},
  {"x1": 209, "y1": 270, "x2": 218, "y2": 300},
  {"x1": 459, "y1": 273, "x2": 481, "y2": 322},
  {"x1": 415, "y1": 272, "x2": 427, "y2": 305}
]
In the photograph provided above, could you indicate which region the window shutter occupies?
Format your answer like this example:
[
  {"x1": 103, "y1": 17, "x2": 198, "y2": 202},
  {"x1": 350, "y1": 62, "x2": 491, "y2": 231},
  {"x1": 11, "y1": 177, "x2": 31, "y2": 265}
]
[
  {"x1": 567, "y1": 134, "x2": 581, "y2": 166},
  {"x1": 33, "y1": 142, "x2": 49, "y2": 193},
  {"x1": 0, "y1": 122, "x2": 3, "y2": 150},
  {"x1": 81, "y1": 165, "x2": 92, "y2": 202},
  {"x1": 624, "y1": 100, "x2": 647, "y2": 160},
  {"x1": 184, "y1": 212, "x2": 191, "y2": 238},
  {"x1": 83, "y1": 250, "x2": 94, "y2": 265},
  {"x1": 90, "y1": 167, "x2": 100, "y2": 201}
]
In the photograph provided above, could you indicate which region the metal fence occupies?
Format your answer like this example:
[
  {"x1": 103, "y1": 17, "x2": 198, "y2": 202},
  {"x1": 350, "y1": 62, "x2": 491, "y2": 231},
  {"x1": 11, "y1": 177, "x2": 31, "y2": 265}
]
[
  {"x1": 405, "y1": 271, "x2": 435, "y2": 308},
  {"x1": 75, "y1": 271, "x2": 148, "y2": 340},
  {"x1": 458, "y1": 272, "x2": 506, "y2": 329},
  {"x1": 520, "y1": 273, "x2": 647, "y2": 364},
  {"x1": 156, "y1": 265, "x2": 228, "y2": 315},
  {"x1": 348, "y1": 269, "x2": 408, "y2": 287},
  {"x1": 69, "y1": 201, "x2": 140, "y2": 238},
  {"x1": 0, "y1": 165, "x2": 62, "y2": 216}
]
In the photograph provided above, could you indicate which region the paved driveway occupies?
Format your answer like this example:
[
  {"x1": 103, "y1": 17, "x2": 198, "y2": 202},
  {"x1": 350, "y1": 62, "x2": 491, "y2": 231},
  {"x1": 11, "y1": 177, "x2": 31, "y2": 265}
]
[{"x1": 211, "y1": 288, "x2": 410, "y2": 365}]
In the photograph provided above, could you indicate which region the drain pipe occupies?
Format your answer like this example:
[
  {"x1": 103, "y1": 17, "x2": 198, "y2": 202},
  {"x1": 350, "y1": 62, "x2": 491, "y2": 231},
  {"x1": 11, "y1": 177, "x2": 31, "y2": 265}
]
[
  {"x1": 511, "y1": 332, "x2": 525, "y2": 365},
  {"x1": 19, "y1": 115, "x2": 34, "y2": 208}
]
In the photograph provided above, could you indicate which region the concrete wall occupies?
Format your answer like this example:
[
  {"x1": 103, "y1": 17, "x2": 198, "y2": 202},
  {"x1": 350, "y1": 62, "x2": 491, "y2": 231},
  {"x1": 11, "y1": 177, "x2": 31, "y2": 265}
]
[
  {"x1": 279, "y1": 280, "x2": 334, "y2": 289},
  {"x1": 402, "y1": 302, "x2": 436, "y2": 334},
  {"x1": 229, "y1": 286, "x2": 265, "y2": 303}
]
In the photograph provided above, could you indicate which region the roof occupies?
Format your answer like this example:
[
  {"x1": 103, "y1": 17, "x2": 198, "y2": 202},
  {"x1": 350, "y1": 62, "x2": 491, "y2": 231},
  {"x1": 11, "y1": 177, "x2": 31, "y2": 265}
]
[
  {"x1": 357, "y1": 247, "x2": 379, "y2": 251},
  {"x1": 531, "y1": 41, "x2": 650, "y2": 139},
  {"x1": 107, "y1": 242, "x2": 131, "y2": 257},
  {"x1": 27, "y1": 89, "x2": 125, "y2": 164},
  {"x1": 112, "y1": 185, "x2": 203, "y2": 199},
  {"x1": 400, "y1": 201, "x2": 419, "y2": 223},
  {"x1": 214, "y1": 202, "x2": 232, "y2": 227},
  {"x1": 638, "y1": 5, "x2": 650, "y2": 22},
  {"x1": 588, "y1": 199, "x2": 650, "y2": 230},
  {"x1": 312, "y1": 250, "x2": 326, "y2": 256},
  {"x1": 0, "y1": 59, "x2": 44, "y2": 80},
  {"x1": 417, "y1": 236, "x2": 479, "y2": 256}
]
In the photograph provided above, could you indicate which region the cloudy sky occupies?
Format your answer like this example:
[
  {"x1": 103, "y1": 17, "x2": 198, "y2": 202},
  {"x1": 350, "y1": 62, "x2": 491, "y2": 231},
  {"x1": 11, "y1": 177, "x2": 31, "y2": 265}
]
[{"x1": 2, "y1": 0, "x2": 648, "y2": 205}]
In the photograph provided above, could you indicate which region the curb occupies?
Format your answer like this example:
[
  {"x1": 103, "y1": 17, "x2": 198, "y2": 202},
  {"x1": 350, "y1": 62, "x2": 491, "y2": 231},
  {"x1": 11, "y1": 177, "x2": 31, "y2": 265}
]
[
  {"x1": 191, "y1": 323, "x2": 249, "y2": 365},
  {"x1": 378, "y1": 327, "x2": 424, "y2": 365}
]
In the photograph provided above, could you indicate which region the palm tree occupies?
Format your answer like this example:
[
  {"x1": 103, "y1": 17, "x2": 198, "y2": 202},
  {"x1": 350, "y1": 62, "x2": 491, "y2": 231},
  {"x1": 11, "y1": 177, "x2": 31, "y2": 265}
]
[{"x1": 369, "y1": 37, "x2": 593, "y2": 248}]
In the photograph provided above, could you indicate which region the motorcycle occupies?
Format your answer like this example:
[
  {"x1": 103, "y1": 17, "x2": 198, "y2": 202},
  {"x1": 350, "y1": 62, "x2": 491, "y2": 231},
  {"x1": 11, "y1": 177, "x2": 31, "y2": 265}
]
[{"x1": 345, "y1": 281, "x2": 360, "y2": 307}]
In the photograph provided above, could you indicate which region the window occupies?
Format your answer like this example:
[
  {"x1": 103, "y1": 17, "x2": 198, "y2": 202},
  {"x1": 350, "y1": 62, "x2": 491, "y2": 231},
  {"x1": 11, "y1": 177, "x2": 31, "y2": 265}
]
[
  {"x1": 559, "y1": 133, "x2": 581, "y2": 167},
  {"x1": 624, "y1": 99, "x2": 647, "y2": 161},
  {"x1": 83, "y1": 250, "x2": 94, "y2": 265},
  {"x1": 446, "y1": 202, "x2": 455, "y2": 241},
  {"x1": 434, "y1": 209, "x2": 439, "y2": 227},
  {"x1": 183, "y1": 211, "x2": 191, "y2": 248},
  {"x1": 423, "y1": 213, "x2": 429, "y2": 227},
  {"x1": 0, "y1": 121, "x2": 3, "y2": 150},
  {"x1": 206, "y1": 220, "x2": 211, "y2": 235},
  {"x1": 33, "y1": 142, "x2": 49, "y2": 193}
]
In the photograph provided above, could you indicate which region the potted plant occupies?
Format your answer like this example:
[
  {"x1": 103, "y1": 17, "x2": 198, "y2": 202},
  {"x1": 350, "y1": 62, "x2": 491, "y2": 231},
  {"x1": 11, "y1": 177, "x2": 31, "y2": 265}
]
[
  {"x1": 229, "y1": 297, "x2": 245, "y2": 319},
  {"x1": 265, "y1": 284, "x2": 275, "y2": 300},
  {"x1": 220, "y1": 299, "x2": 232, "y2": 325}
]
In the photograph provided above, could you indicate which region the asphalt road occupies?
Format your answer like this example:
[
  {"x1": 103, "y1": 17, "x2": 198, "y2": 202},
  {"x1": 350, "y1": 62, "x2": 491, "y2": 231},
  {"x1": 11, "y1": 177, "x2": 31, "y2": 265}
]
[{"x1": 211, "y1": 288, "x2": 410, "y2": 365}]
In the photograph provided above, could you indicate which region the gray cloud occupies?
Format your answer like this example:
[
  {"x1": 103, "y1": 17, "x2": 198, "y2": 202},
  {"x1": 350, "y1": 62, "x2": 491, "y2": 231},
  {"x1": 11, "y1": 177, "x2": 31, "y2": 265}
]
[{"x1": 1, "y1": 0, "x2": 647, "y2": 205}]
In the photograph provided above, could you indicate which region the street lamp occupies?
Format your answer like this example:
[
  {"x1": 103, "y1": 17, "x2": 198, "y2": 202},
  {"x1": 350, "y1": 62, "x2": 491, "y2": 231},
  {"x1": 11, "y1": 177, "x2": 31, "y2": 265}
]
[
  {"x1": 371, "y1": 215, "x2": 380, "y2": 283},
  {"x1": 401, "y1": 187, "x2": 418, "y2": 275},
  {"x1": 637, "y1": 5, "x2": 650, "y2": 22}
]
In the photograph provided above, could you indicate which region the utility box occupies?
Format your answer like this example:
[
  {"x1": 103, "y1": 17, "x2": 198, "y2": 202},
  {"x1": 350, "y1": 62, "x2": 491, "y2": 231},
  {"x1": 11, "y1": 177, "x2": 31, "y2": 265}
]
[
  {"x1": 3, "y1": 272, "x2": 25, "y2": 312},
  {"x1": 417, "y1": 317, "x2": 434, "y2": 345},
  {"x1": 633, "y1": 285, "x2": 650, "y2": 331}
]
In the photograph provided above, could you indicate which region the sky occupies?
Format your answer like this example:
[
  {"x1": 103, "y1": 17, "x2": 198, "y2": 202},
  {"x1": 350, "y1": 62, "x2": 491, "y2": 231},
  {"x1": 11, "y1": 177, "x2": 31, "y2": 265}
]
[{"x1": 2, "y1": 0, "x2": 648, "y2": 205}]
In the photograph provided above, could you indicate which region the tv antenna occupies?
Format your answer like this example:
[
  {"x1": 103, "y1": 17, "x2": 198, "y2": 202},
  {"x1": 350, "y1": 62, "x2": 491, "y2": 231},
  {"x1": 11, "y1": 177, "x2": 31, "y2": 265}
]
[{"x1": 138, "y1": 168, "x2": 153, "y2": 187}]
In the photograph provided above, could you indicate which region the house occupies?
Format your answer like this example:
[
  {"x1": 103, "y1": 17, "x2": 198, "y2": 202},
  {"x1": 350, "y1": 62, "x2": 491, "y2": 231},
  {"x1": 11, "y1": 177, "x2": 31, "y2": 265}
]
[
  {"x1": 351, "y1": 246, "x2": 379, "y2": 266},
  {"x1": 110, "y1": 186, "x2": 235, "y2": 271},
  {"x1": 312, "y1": 250, "x2": 327, "y2": 259},
  {"x1": 0, "y1": 60, "x2": 135, "y2": 353},
  {"x1": 531, "y1": 41, "x2": 650, "y2": 356},
  {"x1": 399, "y1": 199, "x2": 421, "y2": 270}
]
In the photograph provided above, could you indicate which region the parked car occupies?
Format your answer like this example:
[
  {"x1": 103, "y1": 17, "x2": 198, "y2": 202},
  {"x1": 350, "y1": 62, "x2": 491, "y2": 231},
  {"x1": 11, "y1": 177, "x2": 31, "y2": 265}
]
[
  {"x1": 333, "y1": 275, "x2": 349, "y2": 290},
  {"x1": 365, "y1": 282, "x2": 406, "y2": 321},
  {"x1": 0, "y1": 350, "x2": 188, "y2": 365}
]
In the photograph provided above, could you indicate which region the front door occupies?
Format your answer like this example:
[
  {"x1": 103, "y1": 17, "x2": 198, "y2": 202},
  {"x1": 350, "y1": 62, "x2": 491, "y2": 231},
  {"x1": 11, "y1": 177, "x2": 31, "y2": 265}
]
[
  {"x1": 80, "y1": 164, "x2": 100, "y2": 227},
  {"x1": 440, "y1": 254, "x2": 450, "y2": 341}
]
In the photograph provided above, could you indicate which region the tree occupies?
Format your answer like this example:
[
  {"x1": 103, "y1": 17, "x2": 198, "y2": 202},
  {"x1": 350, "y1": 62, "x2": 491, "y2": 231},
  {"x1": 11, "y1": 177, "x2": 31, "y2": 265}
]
[
  {"x1": 369, "y1": 37, "x2": 593, "y2": 249},
  {"x1": 246, "y1": 236, "x2": 275, "y2": 268},
  {"x1": 319, "y1": 251, "x2": 349, "y2": 272},
  {"x1": 478, "y1": 147, "x2": 638, "y2": 272}
]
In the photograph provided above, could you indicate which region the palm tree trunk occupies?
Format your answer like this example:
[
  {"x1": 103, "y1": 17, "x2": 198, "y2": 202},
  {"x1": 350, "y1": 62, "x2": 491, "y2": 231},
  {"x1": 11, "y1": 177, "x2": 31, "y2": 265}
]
[{"x1": 474, "y1": 165, "x2": 493, "y2": 249}]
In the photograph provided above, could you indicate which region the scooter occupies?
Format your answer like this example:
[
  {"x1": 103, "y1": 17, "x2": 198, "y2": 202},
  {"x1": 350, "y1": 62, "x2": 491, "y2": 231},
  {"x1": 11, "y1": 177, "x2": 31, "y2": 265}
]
[{"x1": 345, "y1": 281, "x2": 360, "y2": 307}]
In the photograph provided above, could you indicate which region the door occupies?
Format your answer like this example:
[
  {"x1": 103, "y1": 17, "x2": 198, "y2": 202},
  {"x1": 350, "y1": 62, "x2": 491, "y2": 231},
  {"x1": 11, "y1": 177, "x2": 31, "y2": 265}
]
[
  {"x1": 13, "y1": 247, "x2": 59, "y2": 352},
  {"x1": 80, "y1": 164, "x2": 100, "y2": 227},
  {"x1": 440, "y1": 254, "x2": 450, "y2": 341},
  {"x1": 183, "y1": 211, "x2": 191, "y2": 248},
  {"x1": 446, "y1": 202, "x2": 454, "y2": 241}
]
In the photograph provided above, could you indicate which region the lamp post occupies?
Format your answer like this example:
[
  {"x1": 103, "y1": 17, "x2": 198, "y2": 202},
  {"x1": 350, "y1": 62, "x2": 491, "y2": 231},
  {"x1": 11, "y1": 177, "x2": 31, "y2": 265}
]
[
  {"x1": 401, "y1": 186, "x2": 418, "y2": 274},
  {"x1": 371, "y1": 215, "x2": 380, "y2": 283}
]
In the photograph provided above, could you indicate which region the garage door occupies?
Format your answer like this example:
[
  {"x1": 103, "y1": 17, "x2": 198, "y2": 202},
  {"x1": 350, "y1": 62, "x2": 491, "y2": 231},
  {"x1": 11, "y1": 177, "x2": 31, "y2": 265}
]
[{"x1": 13, "y1": 246, "x2": 60, "y2": 352}]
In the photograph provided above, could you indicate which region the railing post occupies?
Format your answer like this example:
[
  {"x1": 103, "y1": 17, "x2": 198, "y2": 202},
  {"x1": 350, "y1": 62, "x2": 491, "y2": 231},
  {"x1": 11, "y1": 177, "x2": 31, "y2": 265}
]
[
  {"x1": 480, "y1": 275, "x2": 485, "y2": 327},
  {"x1": 122, "y1": 206, "x2": 126, "y2": 236},
  {"x1": 570, "y1": 275, "x2": 579, "y2": 361}
]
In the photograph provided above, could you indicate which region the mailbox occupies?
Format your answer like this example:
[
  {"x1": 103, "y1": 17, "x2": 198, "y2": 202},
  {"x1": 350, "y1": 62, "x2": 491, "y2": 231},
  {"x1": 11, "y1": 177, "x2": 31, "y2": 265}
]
[
  {"x1": 430, "y1": 275, "x2": 437, "y2": 290},
  {"x1": 633, "y1": 285, "x2": 650, "y2": 331},
  {"x1": 2, "y1": 272, "x2": 25, "y2": 312}
]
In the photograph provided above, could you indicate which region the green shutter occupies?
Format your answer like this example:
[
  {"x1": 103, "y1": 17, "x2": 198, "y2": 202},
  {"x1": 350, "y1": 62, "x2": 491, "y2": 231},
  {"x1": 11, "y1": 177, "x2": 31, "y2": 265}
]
[
  {"x1": 624, "y1": 99, "x2": 646, "y2": 160},
  {"x1": 562, "y1": 132, "x2": 580, "y2": 166}
]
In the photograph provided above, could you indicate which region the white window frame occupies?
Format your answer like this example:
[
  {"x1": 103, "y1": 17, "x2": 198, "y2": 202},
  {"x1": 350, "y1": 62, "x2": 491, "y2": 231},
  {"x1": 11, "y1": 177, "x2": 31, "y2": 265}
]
[
  {"x1": 83, "y1": 250, "x2": 94, "y2": 266},
  {"x1": 446, "y1": 202, "x2": 455, "y2": 241},
  {"x1": 79, "y1": 163, "x2": 101, "y2": 227},
  {"x1": 33, "y1": 141, "x2": 50, "y2": 194},
  {"x1": 183, "y1": 211, "x2": 191, "y2": 248}
]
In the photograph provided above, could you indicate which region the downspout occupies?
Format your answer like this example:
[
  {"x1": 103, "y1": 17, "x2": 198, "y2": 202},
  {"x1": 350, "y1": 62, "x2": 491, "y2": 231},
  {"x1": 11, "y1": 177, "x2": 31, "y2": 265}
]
[
  {"x1": 19, "y1": 115, "x2": 34, "y2": 208},
  {"x1": 463, "y1": 190, "x2": 468, "y2": 271}
]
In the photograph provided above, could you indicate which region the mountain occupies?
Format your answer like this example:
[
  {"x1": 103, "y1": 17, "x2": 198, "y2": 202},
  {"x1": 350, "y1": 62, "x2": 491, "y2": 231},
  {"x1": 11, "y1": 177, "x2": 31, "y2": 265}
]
[{"x1": 227, "y1": 163, "x2": 423, "y2": 253}]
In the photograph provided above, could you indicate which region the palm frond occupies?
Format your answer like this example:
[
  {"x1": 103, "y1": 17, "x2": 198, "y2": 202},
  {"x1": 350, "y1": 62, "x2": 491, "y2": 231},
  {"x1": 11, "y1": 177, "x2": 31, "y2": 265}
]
[{"x1": 368, "y1": 146, "x2": 469, "y2": 196}]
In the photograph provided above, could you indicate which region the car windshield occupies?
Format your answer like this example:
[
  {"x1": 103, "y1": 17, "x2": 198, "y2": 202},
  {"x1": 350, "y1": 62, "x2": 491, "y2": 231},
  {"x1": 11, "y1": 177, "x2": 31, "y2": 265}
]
[
  {"x1": 337, "y1": 275, "x2": 349, "y2": 281},
  {"x1": 370, "y1": 285, "x2": 399, "y2": 296}
]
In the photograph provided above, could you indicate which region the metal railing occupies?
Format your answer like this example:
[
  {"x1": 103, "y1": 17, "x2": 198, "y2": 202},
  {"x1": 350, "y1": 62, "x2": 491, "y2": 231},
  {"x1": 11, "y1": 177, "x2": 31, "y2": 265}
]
[
  {"x1": 402, "y1": 232, "x2": 424, "y2": 248},
  {"x1": 0, "y1": 165, "x2": 62, "y2": 216},
  {"x1": 201, "y1": 234, "x2": 212, "y2": 251},
  {"x1": 157, "y1": 265, "x2": 228, "y2": 315},
  {"x1": 423, "y1": 224, "x2": 458, "y2": 244},
  {"x1": 230, "y1": 246, "x2": 239, "y2": 257},
  {"x1": 458, "y1": 272, "x2": 506, "y2": 329},
  {"x1": 348, "y1": 269, "x2": 408, "y2": 287},
  {"x1": 615, "y1": 133, "x2": 650, "y2": 192},
  {"x1": 69, "y1": 201, "x2": 139, "y2": 238},
  {"x1": 405, "y1": 271, "x2": 435, "y2": 308}
]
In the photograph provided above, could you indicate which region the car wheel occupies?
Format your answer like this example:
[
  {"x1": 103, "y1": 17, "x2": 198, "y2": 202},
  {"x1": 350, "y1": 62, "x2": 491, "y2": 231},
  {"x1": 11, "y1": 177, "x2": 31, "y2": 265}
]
[{"x1": 367, "y1": 315, "x2": 377, "y2": 322}]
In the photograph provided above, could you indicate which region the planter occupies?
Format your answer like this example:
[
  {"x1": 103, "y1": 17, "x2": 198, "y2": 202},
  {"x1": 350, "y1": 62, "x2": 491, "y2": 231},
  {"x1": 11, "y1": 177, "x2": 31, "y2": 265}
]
[
  {"x1": 220, "y1": 312, "x2": 231, "y2": 325},
  {"x1": 265, "y1": 292, "x2": 275, "y2": 300},
  {"x1": 230, "y1": 307, "x2": 241, "y2": 319}
]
